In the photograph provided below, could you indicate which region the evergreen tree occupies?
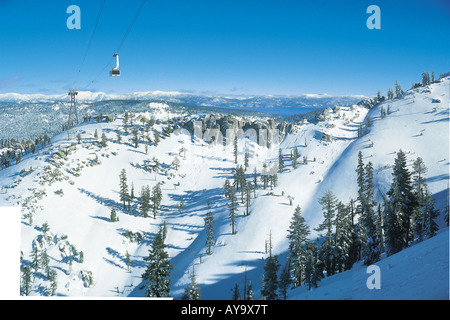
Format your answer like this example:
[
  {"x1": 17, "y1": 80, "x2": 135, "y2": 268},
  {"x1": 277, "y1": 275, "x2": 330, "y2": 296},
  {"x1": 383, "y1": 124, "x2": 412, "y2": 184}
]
[
  {"x1": 385, "y1": 150, "x2": 418, "y2": 252},
  {"x1": 119, "y1": 169, "x2": 129, "y2": 209},
  {"x1": 40, "y1": 248, "x2": 51, "y2": 278},
  {"x1": 132, "y1": 127, "x2": 139, "y2": 148},
  {"x1": 110, "y1": 206, "x2": 118, "y2": 222},
  {"x1": 21, "y1": 265, "x2": 32, "y2": 296},
  {"x1": 139, "y1": 185, "x2": 151, "y2": 218},
  {"x1": 152, "y1": 184, "x2": 162, "y2": 219},
  {"x1": 233, "y1": 136, "x2": 238, "y2": 164},
  {"x1": 278, "y1": 262, "x2": 291, "y2": 300},
  {"x1": 244, "y1": 152, "x2": 249, "y2": 171},
  {"x1": 29, "y1": 243, "x2": 40, "y2": 279},
  {"x1": 204, "y1": 210, "x2": 215, "y2": 255},
  {"x1": 387, "y1": 88, "x2": 392, "y2": 100},
  {"x1": 292, "y1": 147, "x2": 299, "y2": 169},
  {"x1": 334, "y1": 201, "x2": 352, "y2": 272},
  {"x1": 345, "y1": 199, "x2": 360, "y2": 270},
  {"x1": 395, "y1": 80, "x2": 404, "y2": 98},
  {"x1": 231, "y1": 283, "x2": 240, "y2": 300},
  {"x1": 245, "y1": 280, "x2": 254, "y2": 300},
  {"x1": 423, "y1": 187, "x2": 439, "y2": 239},
  {"x1": 245, "y1": 181, "x2": 251, "y2": 216},
  {"x1": 286, "y1": 205, "x2": 310, "y2": 288},
  {"x1": 228, "y1": 184, "x2": 238, "y2": 235},
  {"x1": 125, "y1": 250, "x2": 131, "y2": 272},
  {"x1": 278, "y1": 148, "x2": 284, "y2": 172},
  {"x1": 315, "y1": 190, "x2": 337, "y2": 276},
  {"x1": 361, "y1": 161, "x2": 380, "y2": 265},
  {"x1": 140, "y1": 226, "x2": 173, "y2": 297},
  {"x1": 261, "y1": 254, "x2": 280, "y2": 300},
  {"x1": 262, "y1": 162, "x2": 268, "y2": 189},
  {"x1": 47, "y1": 268, "x2": 58, "y2": 296},
  {"x1": 178, "y1": 195, "x2": 184, "y2": 213},
  {"x1": 303, "y1": 241, "x2": 323, "y2": 290},
  {"x1": 101, "y1": 132, "x2": 107, "y2": 147},
  {"x1": 413, "y1": 157, "x2": 428, "y2": 241},
  {"x1": 182, "y1": 262, "x2": 201, "y2": 300}
]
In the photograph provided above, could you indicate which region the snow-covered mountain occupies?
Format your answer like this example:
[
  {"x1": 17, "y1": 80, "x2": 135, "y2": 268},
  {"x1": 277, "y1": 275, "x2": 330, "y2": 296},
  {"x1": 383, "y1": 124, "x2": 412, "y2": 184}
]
[
  {"x1": 0, "y1": 77, "x2": 448, "y2": 299},
  {"x1": 0, "y1": 90, "x2": 365, "y2": 120}
]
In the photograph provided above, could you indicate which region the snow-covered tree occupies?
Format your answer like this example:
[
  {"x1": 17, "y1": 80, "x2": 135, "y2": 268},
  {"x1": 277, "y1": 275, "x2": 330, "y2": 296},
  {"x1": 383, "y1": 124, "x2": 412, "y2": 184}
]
[
  {"x1": 286, "y1": 205, "x2": 310, "y2": 288},
  {"x1": 182, "y1": 263, "x2": 201, "y2": 300},
  {"x1": 140, "y1": 226, "x2": 173, "y2": 297},
  {"x1": 204, "y1": 210, "x2": 215, "y2": 255},
  {"x1": 261, "y1": 253, "x2": 280, "y2": 300},
  {"x1": 139, "y1": 185, "x2": 151, "y2": 218},
  {"x1": 152, "y1": 184, "x2": 162, "y2": 219},
  {"x1": 315, "y1": 190, "x2": 337, "y2": 276},
  {"x1": 303, "y1": 241, "x2": 323, "y2": 290},
  {"x1": 119, "y1": 169, "x2": 129, "y2": 209}
]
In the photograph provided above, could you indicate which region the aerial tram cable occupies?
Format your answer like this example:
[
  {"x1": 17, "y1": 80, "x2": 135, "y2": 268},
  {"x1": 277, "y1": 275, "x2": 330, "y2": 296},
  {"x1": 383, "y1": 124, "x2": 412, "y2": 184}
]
[
  {"x1": 71, "y1": 0, "x2": 106, "y2": 89},
  {"x1": 81, "y1": 0, "x2": 147, "y2": 89}
]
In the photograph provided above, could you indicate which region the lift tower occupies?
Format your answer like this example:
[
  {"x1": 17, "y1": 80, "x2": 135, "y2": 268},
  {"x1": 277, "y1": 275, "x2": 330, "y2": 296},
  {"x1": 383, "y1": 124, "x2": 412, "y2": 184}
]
[{"x1": 67, "y1": 89, "x2": 79, "y2": 129}]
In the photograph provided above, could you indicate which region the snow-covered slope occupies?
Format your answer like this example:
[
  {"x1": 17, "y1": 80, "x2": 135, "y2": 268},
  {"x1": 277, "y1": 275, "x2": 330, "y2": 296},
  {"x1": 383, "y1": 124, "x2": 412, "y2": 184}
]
[{"x1": 0, "y1": 77, "x2": 448, "y2": 299}]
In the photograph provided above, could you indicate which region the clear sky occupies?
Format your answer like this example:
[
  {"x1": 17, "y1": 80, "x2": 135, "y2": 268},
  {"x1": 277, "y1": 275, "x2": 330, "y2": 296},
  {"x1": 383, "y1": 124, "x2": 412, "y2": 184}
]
[{"x1": 0, "y1": 0, "x2": 449, "y2": 97}]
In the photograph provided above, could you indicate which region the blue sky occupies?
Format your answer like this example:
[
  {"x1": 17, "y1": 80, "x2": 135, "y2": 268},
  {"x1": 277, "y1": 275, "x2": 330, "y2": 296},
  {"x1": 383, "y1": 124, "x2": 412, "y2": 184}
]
[{"x1": 0, "y1": 0, "x2": 449, "y2": 97}]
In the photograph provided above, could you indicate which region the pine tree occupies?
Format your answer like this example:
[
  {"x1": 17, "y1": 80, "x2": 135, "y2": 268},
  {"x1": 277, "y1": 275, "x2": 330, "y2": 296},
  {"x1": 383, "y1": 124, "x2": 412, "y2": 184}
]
[
  {"x1": 413, "y1": 157, "x2": 427, "y2": 241},
  {"x1": 361, "y1": 161, "x2": 380, "y2": 265},
  {"x1": 47, "y1": 268, "x2": 57, "y2": 296},
  {"x1": 119, "y1": 169, "x2": 129, "y2": 209},
  {"x1": 140, "y1": 226, "x2": 173, "y2": 297},
  {"x1": 231, "y1": 283, "x2": 240, "y2": 300},
  {"x1": 423, "y1": 187, "x2": 439, "y2": 239},
  {"x1": 278, "y1": 148, "x2": 284, "y2": 173},
  {"x1": 152, "y1": 184, "x2": 162, "y2": 219},
  {"x1": 387, "y1": 88, "x2": 394, "y2": 100},
  {"x1": 30, "y1": 244, "x2": 39, "y2": 277},
  {"x1": 262, "y1": 162, "x2": 268, "y2": 189},
  {"x1": 303, "y1": 241, "x2": 323, "y2": 290},
  {"x1": 204, "y1": 210, "x2": 215, "y2": 255},
  {"x1": 21, "y1": 265, "x2": 32, "y2": 296},
  {"x1": 315, "y1": 190, "x2": 337, "y2": 276},
  {"x1": 228, "y1": 184, "x2": 238, "y2": 235},
  {"x1": 395, "y1": 80, "x2": 404, "y2": 98},
  {"x1": 125, "y1": 250, "x2": 131, "y2": 272},
  {"x1": 244, "y1": 152, "x2": 249, "y2": 171},
  {"x1": 334, "y1": 201, "x2": 352, "y2": 272},
  {"x1": 110, "y1": 206, "x2": 118, "y2": 222},
  {"x1": 245, "y1": 181, "x2": 251, "y2": 216},
  {"x1": 278, "y1": 262, "x2": 291, "y2": 300},
  {"x1": 132, "y1": 127, "x2": 139, "y2": 148},
  {"x1": 101, "y1": 132, "x2": 107, "y2": 147},
  {"x1": 245, "y1": 280, "x2": 254, "y2": 300},
  {"x1": 182, "y1": 262, "x2": 201, "y2": 300},
  {"x1": 223, "y1": 179, "x2": 232, "y2": 199},
  {"x1": 286, "y1": 205, "x2": 310, "y2": 288},
  {"x1": 233, "y1": 136, "x2": 238, "y2": 164},
  {"x1": 139, "y1": 185, "x2": 151, "y2": 218},
  {"x1": 385, "y1": 150, "x2": 418, "y2": 252},
  {"x1": 40, "y1": 248, "x2": 51, "y2": 278},
  {"x1": 178, "y1": 195, "x2": 184, "y2": 213},
  {"x1": 292, "y1": 147, "x2": 299, "y2": 169},
  {"x1": 261, "y1": 254, "x2": 280, "y2": 300}
]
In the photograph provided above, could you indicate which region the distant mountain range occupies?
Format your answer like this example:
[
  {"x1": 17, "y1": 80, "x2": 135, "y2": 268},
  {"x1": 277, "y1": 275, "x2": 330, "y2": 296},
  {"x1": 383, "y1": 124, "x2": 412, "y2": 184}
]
[{"x1": 0, "y1": 91, "x2": 366, "y2": 117}]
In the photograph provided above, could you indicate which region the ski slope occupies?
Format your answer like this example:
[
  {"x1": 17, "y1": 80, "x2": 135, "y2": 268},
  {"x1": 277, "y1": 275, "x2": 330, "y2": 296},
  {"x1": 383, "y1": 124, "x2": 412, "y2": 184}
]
[{"x1": 0, "y1": 77, "x2": 448, "y2": 299}]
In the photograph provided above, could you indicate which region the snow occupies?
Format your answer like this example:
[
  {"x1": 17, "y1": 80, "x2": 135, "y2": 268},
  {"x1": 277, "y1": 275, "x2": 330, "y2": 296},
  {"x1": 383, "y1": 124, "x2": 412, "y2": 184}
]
[{"x1": 0, "y1": 78, "x2": 448, "y2": 299}]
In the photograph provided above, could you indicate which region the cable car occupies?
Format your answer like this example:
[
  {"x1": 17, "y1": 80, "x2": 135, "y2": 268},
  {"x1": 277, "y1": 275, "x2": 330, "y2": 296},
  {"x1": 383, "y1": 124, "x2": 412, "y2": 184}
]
[{"x1": 110, "y1": 53, "x2": 120, "y2": 77}]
